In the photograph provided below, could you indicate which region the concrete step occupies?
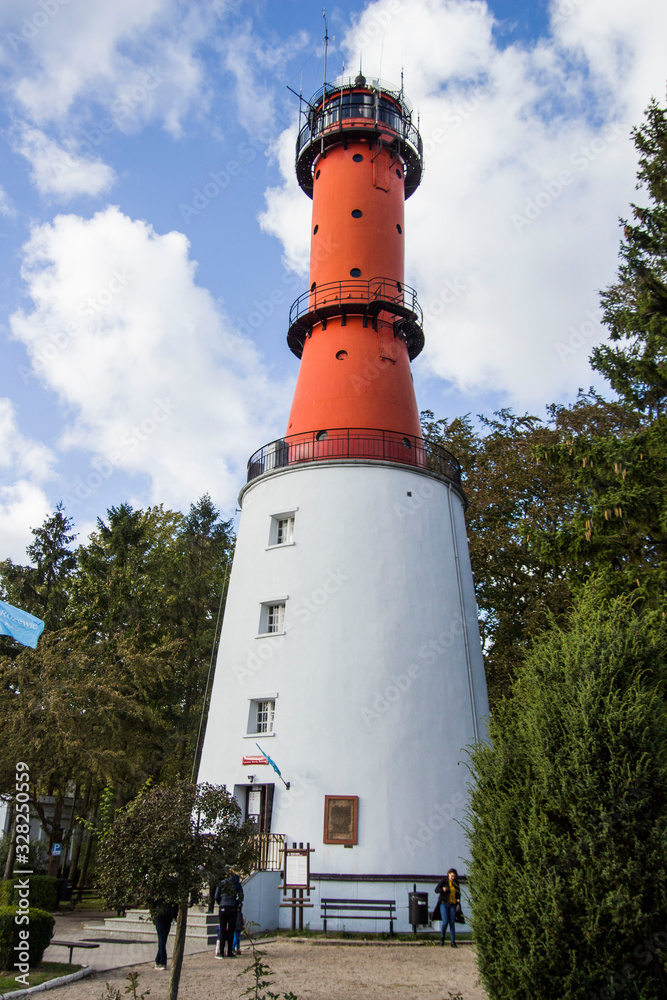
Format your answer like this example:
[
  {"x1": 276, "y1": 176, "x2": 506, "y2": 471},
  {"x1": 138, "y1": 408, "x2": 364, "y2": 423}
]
[{"x1": 83, "y1": 909, "x2": 219, "y2": 945}]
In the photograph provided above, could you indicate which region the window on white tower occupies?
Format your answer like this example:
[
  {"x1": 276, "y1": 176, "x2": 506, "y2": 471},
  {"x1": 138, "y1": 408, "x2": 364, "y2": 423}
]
[
  {"x1": 276, "y1": 516, "x2": 294, "y2": 545},
  {"x1": 269, "y1": 511, "x2": 296, "y2": 547},
  {"x1": 267, "y1": 603, "x2": 285, "y2": 633},
  {"x1": 255, "y1": 700, "x2": 275, "y2": 733}
]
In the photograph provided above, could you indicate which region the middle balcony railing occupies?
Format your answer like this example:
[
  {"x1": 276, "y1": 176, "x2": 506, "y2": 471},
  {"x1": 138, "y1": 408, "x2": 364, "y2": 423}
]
[{"x1": 287, "y1": 276, "x2": 425, "y2": 360}]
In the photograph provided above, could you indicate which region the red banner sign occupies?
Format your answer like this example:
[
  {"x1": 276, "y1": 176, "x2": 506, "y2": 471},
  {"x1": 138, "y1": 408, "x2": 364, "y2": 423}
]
[{"x1": 242, "y1": 755, "x2": 268, "y2": 766}]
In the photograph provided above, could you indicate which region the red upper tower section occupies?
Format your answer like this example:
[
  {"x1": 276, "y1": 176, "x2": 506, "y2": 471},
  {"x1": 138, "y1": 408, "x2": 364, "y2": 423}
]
[{"x1": 286, "y1": 74, "x2": 425, "y2": 442}]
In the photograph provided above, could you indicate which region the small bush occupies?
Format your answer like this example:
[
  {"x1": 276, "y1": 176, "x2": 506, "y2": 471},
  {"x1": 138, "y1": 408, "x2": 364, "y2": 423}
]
[
  {"x1": 0, "y1": 907, "x2": 55, "y2": 969},
  {"x1": 0, "y1": 877, "x2": 58, "y2": 911}
]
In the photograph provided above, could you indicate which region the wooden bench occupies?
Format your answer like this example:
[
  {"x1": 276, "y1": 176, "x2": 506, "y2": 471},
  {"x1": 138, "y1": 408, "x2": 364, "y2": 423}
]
[
  {"x1": 49, "y1": 940, "x2": 100, "y2": 964},
  {"x1": 320, "y1": 898, "x2": 395, "y2": 936}
]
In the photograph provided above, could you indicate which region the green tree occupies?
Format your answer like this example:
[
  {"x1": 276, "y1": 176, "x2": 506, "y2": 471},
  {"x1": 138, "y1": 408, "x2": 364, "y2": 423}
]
[
  {"x1": 534, "y1": 96, "x2": 667, "y2": 604},
  {"x1": 421, "y1": 396, "x2": 634, "y2": 703},
  {"x1": 466, "y1": 591, "x2": 667, "y2": 1000},
  {"x1": 96, "y1": 781, "x2": 256, "y2": 1000}
]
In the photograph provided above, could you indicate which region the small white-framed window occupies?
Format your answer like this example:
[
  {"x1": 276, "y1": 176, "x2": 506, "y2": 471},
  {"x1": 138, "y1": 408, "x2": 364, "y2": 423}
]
[
  {"x1": 267, "y1": 602, "x2": 285, "y2": 633},
  {"x1": 277, "y1": 516, "x2": 294, "y2": 545},
  {"x1": 258, "y1": 600, "x2": 287, "y2": 635},
  {"x1": 245, "y1": 695, "x2": 278, "y2": 737},
  {"x1": 256, "y1": 699, "x2": 275, "y2": 733},
  {"x1": 268, "y1": 511, "x2": 296, "y2": 547}
]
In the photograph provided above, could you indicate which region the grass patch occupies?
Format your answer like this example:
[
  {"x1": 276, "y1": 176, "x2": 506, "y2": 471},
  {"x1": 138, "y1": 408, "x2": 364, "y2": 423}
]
[{"x1": 0, "y1": 961, "x2": 82, "y2": 992}]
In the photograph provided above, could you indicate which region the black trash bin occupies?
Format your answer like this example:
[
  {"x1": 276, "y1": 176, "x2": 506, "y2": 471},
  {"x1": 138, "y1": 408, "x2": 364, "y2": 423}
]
[
  {"x1": 57, "y1": 878, "x2": 73, "y2": 903},
  {"x1": 408, "y1": 890, "x2": 429, "y2": 933}
]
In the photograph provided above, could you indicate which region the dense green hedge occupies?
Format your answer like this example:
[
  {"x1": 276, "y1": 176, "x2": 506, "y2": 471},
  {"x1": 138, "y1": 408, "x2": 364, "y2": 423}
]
[
  {"x1": 0, "y1": 876, "x2": 58, "y2": 911},
  {"x1": 0, "y1": 907, "x2": 55, "y2": 970},
  {"x1": 466, "y1": 594, "x2": 667, "y2": 1000}
]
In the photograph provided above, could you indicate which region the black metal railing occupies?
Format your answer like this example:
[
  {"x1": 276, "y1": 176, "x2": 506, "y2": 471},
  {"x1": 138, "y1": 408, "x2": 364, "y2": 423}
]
[
  {"x1": 289, "y1": 277, "x2": 422, "y2": 330},
  {"x1": 250, "y1": 832, "x2": 285, "y2": 872},
  {"x1": 246, "y1": 428, "x2": 461, "y2": 486},
  {"x1": 295, "y1": 80, "x2": 423, "y2": 198},
  {"x1": 286, "y1": 277, "x2": 425, "y2": 361}
]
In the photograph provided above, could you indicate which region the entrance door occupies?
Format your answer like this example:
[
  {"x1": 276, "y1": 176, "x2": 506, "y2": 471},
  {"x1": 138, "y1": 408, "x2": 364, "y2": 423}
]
[{"x1": 245, "y1": 784, "x2": 274, "y2": 832}]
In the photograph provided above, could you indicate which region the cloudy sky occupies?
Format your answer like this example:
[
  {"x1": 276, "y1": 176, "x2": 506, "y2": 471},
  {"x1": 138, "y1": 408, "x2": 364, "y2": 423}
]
[{"x1": 0, "y1": 0, "x2": 665, "y2": 561}]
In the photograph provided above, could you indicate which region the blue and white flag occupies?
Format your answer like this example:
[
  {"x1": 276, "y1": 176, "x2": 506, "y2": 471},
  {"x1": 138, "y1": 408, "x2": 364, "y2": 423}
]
[{"x1": 0, "y1": 600, "x2": 45, "y2": 649}]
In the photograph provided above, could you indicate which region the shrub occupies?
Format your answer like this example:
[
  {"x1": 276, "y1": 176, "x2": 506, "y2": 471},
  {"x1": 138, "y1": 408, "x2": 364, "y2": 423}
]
[
  {"x1": 0, "y1": 907, "x2": 55, "y2": 969},
  {"x1": 0, "y1": 877, "x2": 58, "y2": 911},
  {"x1": 466, "y1": 592, "x2": 667, "y2": 1000}
]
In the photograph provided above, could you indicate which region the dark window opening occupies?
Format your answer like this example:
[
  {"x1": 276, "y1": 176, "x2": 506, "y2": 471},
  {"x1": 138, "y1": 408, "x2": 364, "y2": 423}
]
[
  {"x1": 311, "y1": 282, "x2": 316, "y2": 291},
  {"x1": 350, "y1": 268, "x2": 362, "y2": 278},
  {"x1": 313, "y1": 224, "x2": 319, "y2": 234},
  {"x1": 316, "y1": 430, "x2": 328, "y2": 441},
  {"x1": 396, "y1": 224, "x2": 402, "y2": 234},
  {"x1": 351, "y1": 209, "x2": 362, "y2": 218},
  {"x1": 352, "y1": 153, "x2": 363, "y2": 162},
  {"x1": 336, "y1": 350, "x2": 348, "y2": 360}
]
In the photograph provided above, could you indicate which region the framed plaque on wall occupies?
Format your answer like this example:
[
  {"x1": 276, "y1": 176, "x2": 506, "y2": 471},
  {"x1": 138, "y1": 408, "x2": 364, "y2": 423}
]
[{"x1": 323, "y1": 795, "x2": 358, "y2": 845}]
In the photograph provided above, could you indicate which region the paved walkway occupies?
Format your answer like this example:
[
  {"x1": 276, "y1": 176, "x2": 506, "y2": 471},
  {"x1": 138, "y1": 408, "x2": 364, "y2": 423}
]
[{"x1": 42, "y1": 910, "x2": 211, "y2": 972}]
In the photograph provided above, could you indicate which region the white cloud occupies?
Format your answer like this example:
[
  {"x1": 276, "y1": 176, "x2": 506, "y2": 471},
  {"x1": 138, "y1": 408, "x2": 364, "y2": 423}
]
[
  {"x1": 0, "y1": 398, "x2": 55, "y2": 484},
  {"x1": 0, "y1": 480, "x2": 52, "y2": 564},
  {"x1": 0, "y1": 184, "x2": 15, "y2": 216},
  {"x1": 9, "y1": 206, "x2": 291, "y2": 512},
  {"x1": 259, "y1": 0, "x2": 667, "y2": 409},
  {"x1": 0, "y1": 0, "x2": 209, "y2": 136},
  {"x1": 0, "y1": 399, "x2": 55, "y2": 562},
  {"x1": 11, "y1": 125, "x2": 116, "y2": 200}
]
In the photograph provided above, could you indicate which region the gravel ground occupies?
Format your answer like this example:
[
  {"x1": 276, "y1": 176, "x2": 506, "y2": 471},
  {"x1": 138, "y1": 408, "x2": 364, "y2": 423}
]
[{"x1": 44, "y1": 939, "x2": 489, "y2": 1000}]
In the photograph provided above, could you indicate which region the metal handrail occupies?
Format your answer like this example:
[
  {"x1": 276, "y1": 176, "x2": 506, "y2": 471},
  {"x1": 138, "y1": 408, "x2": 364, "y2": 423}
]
[
  {"x1": 250, "y1": 832, "x2": 285, "y2": 872},
  {"x1": 246, "y1": 428, "x2": 461, "y2": 486},
  {"x1": 288, "y1": 277, "x2": 422, "y2": 329},
  {"x1": 296, "y1": 106, "x2": 422, "y2": 165}
]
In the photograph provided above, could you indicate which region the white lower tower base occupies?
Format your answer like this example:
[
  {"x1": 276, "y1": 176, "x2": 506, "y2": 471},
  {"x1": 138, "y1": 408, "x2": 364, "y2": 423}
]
[{"x1": 199, "y1": 458, "x2": 488, "y2": 930}]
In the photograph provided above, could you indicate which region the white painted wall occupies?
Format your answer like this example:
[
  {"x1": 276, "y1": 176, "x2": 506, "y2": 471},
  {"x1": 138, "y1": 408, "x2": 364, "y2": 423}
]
[{"x1": 199, "y1": 460, "x2": 489, "y2": 878}]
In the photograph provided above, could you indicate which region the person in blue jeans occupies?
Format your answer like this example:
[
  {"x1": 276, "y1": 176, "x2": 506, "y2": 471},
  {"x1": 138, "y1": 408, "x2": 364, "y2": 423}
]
[
  {"x1": 435, "y1": 868, "x2": 460, "y2": 947},
  {"x1": 152, "y1": 902, "x2": 178, "y2": 969}
]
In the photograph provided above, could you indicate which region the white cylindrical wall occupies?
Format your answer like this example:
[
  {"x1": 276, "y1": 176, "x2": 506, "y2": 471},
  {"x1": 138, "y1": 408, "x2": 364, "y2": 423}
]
[{"x1": 198, "y1": 460, "x2": 488, "y2": 876}]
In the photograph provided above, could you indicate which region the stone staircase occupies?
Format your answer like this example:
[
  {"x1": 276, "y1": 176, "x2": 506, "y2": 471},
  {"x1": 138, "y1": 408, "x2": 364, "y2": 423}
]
[{"x1": 83, "y1": 907, "x2": 218, "y2": 945}]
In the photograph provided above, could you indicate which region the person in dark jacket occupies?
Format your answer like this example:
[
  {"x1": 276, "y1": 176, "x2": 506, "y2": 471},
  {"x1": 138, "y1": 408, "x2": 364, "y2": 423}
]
[
  {"x1": 215, "y1": 872, "x2": 243, "y2": 958},
  {"x1": 435, "y1": 868, "x2": 460, "y2": 947},
  {"x1": 151, "y1": 901, "x2": 178, "y2": 969}
]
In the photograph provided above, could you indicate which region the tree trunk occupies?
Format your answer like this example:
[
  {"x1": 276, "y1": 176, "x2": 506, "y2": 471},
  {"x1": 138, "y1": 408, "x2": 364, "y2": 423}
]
[
  {"x1": 167, "y1": 896, "x2": 189, "y2": 1000},
  {"x1": 76, "y1": 792, "x2": 99, "y2": 892},
  {"x1": 68, "y1": 778, "x2": 92, "y2": 882},
  {"x1": 2, "y1": 801, "x2": 16, "y2": 880}
]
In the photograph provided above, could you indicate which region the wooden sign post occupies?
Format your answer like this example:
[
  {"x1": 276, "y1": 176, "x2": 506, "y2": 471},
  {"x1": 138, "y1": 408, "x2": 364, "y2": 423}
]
[{"x1": 279, "y1": 842, "x2": 315, "y2": 931}]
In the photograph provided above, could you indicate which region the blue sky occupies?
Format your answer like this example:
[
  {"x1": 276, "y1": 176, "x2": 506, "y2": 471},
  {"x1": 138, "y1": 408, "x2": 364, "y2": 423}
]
[{"x1": 0, "y1": 0, "x2": 665, "y2": 561}]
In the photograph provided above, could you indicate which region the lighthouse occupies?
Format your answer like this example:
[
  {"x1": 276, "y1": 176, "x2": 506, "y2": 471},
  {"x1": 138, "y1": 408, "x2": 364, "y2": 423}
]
[{"x1": 198, "y1": 73, "x2": 489, "y2": 931}]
